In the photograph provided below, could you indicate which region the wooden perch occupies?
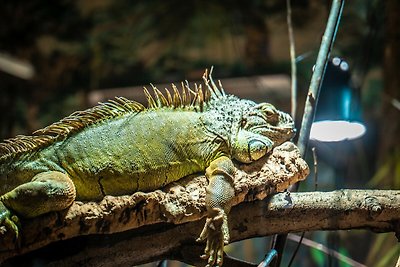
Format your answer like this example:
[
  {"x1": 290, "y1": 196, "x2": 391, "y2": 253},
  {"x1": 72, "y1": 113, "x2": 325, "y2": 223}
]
[{"x1": 5, "y1": 190, "x2": 399, "y2": 266}]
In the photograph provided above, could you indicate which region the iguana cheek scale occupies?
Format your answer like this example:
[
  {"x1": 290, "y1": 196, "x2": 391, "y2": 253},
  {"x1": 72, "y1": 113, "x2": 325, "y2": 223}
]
[{"x1": 0, "y1": 68, "x2": 295, "y2": 266}]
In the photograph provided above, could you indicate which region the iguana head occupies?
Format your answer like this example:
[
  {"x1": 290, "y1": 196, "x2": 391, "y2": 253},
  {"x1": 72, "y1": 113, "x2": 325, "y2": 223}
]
[
  {"x1": 231, "y1": 102, "x2": 295, "y2": 163},
  {"x1": 202, "y1": 68, "x2": 295, "y2": 164}
]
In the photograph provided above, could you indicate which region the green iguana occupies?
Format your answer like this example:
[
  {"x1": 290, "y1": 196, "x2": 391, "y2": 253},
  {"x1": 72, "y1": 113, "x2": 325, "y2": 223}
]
[{"x1": 0, "y1": 69, "x2": 294, "y2": 266}]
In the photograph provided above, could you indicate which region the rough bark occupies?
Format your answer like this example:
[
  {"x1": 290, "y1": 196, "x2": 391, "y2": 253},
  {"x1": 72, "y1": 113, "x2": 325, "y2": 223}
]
[{"x1": 4, "y1": 190, "x2": 399, "y2": 267}]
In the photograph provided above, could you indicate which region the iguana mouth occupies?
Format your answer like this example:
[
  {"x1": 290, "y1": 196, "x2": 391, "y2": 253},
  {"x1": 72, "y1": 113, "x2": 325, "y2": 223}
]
[
  {"x1": 277, "y1": 110, "x2": 295, "y2": 127},
  {"x1": 249, "y1": 115, "x2": 296, "y2": 140},
  {"x1": 250, "y1": 110, "x2": 295, "y2": 136},
  {"x1": 250, "y1": 124, "x2": 295, "y2": 139}
]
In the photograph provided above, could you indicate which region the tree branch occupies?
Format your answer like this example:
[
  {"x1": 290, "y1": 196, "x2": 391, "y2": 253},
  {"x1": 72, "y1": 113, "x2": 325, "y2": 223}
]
[
  {"x1": 4, "y1": 189, "x2": 399, "y2": 267},
  {"x1": 296, "y1": 0, "x2": 345, "y2": 157}
]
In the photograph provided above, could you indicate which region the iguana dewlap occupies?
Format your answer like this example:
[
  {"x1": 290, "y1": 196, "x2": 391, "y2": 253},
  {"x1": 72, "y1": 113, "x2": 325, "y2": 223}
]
[{"x1": 0, "y1": 69, "x2": 294, "y2": 266}]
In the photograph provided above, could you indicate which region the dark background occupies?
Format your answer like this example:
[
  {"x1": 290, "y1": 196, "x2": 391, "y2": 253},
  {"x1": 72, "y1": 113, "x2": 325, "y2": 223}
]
[{"x1": 0, "y1": 0, "x2": 399, "y2": 266}]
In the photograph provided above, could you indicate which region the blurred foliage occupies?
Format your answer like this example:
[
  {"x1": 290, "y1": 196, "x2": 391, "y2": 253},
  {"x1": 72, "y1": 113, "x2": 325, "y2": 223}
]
[
  {"x1": 369, "y1": 148, "x2": 400, "y2": 188},
  {"x1": 0, "y1": 0, "x2": 319, "y2": 92},
  {"x1": 310, "y1": 246, "x2": 325, "y2": 266},
  {"x1": 0, "y1": 0, "x2": 91, "y2": 89},
  {"x1": 365, "y1": 233, "x2": 400, "y2": 267}
]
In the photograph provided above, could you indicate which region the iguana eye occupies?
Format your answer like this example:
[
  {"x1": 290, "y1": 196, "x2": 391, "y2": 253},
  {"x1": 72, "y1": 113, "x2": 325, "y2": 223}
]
[
  {"x1": 261, "y1": 105, "x2": 279, "y2": 125},
  {"x1": 264, "y1": 108, "x2": 276, "y2": 117}
]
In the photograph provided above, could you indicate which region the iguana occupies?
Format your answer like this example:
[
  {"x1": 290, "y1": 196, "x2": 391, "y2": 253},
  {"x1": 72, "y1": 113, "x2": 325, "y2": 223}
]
[{"x1": 0, "y1": 69, "x2": 294, "y2": 266}]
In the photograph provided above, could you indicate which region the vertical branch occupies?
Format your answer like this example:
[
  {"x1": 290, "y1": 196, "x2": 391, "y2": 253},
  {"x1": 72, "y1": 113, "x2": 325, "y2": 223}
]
[
  {"x1": 271, "y1": 1, "x2": 345, "y2": 266},
  {"x1": 296, "y1": 0, "x2": 345, "y2": 158},
  {"x1": 287, "y1": 0, "x2": 297, "y2": 121},
  {"x1": 269, "y1": 1, "x2": 298, "y2": 265}
]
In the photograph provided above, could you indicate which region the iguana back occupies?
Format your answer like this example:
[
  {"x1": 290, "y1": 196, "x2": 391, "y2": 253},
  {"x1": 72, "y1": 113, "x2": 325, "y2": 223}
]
[{"x1": 2, "y1": 109, "x2": 225, "y2": 200}]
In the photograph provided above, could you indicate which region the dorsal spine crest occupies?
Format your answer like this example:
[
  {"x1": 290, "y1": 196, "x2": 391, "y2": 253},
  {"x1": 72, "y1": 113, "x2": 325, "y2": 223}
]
[{"x1": 0, "y1": 68, "x2": 226, "y2": 161}]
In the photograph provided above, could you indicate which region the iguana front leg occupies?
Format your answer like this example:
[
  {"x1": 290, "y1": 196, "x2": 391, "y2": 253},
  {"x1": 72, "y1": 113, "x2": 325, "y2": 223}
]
[
  {"x1": 197, "y1": 156, "x2": 235, "y2": 267},
  {"x1": 0, "y1": 171, "x2": 76, "y2": 242}
]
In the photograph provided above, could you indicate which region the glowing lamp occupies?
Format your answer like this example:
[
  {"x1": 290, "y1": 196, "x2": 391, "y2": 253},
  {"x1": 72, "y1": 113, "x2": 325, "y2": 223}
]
[{"x1": 310, "y1": 57, "x2": 366, "y2": 142}]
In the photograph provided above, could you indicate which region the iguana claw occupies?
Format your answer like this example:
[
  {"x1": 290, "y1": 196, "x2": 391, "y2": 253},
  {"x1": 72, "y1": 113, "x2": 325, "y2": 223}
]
[
  {"x1": 197, "y1": 207, "x2": 229, "y2": 267},
  {"x1": 0, "y1": 201, "x2": 20, "y2": 247}
]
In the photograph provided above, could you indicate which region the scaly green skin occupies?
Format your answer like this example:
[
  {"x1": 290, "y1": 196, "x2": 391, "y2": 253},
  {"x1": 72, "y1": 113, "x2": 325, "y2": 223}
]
[
  {"x1": 0, "y1": 110, "x2": 221, "y2": 200},
  {"x1": 0, "y1": 71, "x2": 294, "y2": 266}
]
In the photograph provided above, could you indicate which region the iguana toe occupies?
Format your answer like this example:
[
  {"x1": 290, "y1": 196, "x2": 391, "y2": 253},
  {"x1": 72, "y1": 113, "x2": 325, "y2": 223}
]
[
  {"x1": 198, "y1": 208, "x2": 227, "y2": 267},
  {"x1": 0, "y1": 201, "x2": 20, "y2": 245}
]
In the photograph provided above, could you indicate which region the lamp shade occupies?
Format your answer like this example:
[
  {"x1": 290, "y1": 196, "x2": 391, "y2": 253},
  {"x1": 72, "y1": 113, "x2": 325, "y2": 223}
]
[{"x1": 310, "y1": 57, "x2": 366, "y2": 142}]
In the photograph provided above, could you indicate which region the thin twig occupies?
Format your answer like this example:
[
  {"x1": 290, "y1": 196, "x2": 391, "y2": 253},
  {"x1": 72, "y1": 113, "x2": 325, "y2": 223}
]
[
  {"x1": 287, "y1": 232, "x2": 305, "y2": 267},
  {"x1": 312, "y1": 147, "x2": 318, "y2": 190},
  {"x1": 268, "y1": 1, "x2": 299, "y2": 265},
  {"x1": 287, "y1": 0, "x2": 297, "y2": 121},
  {"x1": 258, "y1": 249, "x2": 278, "y2": 267},
  {"x1": 0, "y1": 53, "x2": 35, "y2": 80},
  {"x1": 270, "y1": 2, "x2": 298, "y2": 265},
  {"x1": 287, "y1": 234, "x2": 367, "y2": 267},
  {"x1": 287, "y1": 148, "x2": 318, "y2": 266},
  {"x1": 272, "y1": 1, "x2": 345, "y2": 266}
]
